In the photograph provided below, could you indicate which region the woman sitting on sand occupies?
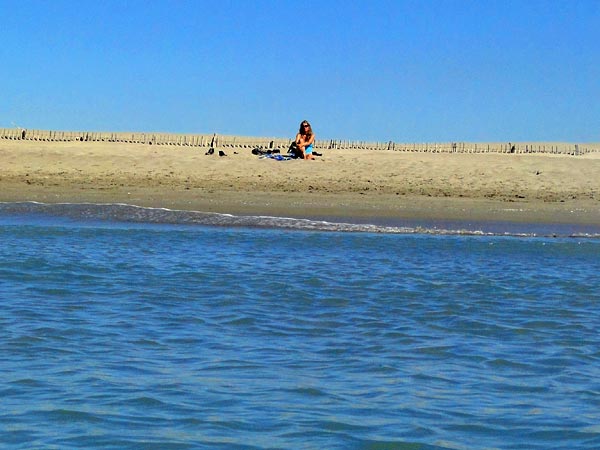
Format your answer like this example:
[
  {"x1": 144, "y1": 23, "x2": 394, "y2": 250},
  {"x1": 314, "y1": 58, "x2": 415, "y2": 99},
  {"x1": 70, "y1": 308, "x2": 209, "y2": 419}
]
[{"x1": 295, "y1": 120, "x2": 315, "y2": 160}]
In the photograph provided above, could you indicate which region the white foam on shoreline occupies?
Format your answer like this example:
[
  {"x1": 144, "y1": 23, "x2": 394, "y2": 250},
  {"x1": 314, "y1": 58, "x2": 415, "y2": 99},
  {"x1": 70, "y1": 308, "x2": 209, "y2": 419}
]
[{"x1": 1, "y1": 201, "x2": 599, "y2": 239}]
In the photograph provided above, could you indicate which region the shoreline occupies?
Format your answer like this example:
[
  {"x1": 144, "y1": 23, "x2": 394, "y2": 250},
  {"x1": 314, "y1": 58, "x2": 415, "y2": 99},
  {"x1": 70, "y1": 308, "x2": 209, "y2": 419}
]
[
  {"x1": 1, "y1": 140, "x2": 598, "y2": 230},
  {"x1": 2, "y1": 187, "x2": 599, "y2": 231},
  {"x1": 2, "y1": 198, "x2": 599, "y2": 238}
]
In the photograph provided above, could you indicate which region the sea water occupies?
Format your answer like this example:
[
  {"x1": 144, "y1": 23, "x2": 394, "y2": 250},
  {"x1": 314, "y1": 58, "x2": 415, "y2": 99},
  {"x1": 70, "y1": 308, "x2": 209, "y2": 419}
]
[{"x1": 1, "y1": 202, "x2": 599, "y2": 450}]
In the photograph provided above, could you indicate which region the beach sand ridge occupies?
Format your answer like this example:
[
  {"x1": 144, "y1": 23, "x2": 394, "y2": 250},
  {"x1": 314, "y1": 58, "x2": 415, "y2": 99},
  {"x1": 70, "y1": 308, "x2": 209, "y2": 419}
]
[{"x1": 1, "y1": 140, "x2": 598, "y2": 225}]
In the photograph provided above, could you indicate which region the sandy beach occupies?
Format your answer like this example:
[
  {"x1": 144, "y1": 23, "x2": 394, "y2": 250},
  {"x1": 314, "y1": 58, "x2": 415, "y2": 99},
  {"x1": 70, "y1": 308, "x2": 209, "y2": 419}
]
[{"x1": 1, "y1": 139, "x2": 599, "y2": 226}]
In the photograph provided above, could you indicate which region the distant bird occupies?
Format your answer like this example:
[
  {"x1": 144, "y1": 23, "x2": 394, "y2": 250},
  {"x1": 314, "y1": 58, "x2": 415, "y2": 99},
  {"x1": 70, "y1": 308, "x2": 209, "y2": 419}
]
[{"x1": 219, "y1": 150, "x2": 227, "y2": 157}]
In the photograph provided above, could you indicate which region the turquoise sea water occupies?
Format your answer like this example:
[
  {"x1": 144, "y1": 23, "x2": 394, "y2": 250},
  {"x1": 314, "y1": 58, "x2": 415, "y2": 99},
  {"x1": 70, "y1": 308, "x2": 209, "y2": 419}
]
[{"x1": 1, "y1": 202, "x2": 599, "y2": 449}]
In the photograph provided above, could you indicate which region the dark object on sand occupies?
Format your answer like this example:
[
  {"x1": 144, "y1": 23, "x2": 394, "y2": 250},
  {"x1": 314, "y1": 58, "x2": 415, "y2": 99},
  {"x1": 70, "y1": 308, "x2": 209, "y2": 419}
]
[
  {"x1": 252, "y1": 148, "x2": 280, "y2": 156},
  {"x1": 205, "y1": 147, "x2": 215, "y2": 155},
  {"x1": 219, "y1": 150, "x2": 227, "y2": 157},
  {"x1": 288, "y1": 142, "x2": 303, "y2": 159}
]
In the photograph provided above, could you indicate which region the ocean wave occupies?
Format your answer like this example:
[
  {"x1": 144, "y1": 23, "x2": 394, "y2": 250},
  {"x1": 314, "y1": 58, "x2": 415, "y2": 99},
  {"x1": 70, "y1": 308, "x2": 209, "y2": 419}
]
[{"x1": 0, "y1": 201, "x2": 599, "y2": 239}]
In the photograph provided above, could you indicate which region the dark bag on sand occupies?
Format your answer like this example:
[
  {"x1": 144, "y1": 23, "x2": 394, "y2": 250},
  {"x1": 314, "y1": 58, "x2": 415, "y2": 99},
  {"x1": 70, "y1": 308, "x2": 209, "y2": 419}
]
[{"x1": 288, "y1": 142, "x2": 303, "y2": 159}]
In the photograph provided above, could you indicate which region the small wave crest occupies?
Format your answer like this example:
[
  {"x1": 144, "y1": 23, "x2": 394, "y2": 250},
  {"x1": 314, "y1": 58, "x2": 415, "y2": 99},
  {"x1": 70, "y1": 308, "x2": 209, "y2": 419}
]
[{"x1": 1, "y1": 201, "x2": 599, "y2": 238}]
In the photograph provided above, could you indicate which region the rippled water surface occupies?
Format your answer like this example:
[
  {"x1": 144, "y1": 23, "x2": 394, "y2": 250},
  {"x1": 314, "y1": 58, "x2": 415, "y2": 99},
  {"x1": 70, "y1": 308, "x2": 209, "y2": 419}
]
[{"x1": 1, "y1": 206, "x2": 599, "y2": 449}]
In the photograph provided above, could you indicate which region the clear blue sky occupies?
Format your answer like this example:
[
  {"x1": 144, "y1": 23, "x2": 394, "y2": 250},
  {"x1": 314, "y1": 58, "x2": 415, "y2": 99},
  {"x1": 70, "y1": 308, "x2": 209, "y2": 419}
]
[{"x1": 1, "y1": 0, "x2": 598, "y2": 142}]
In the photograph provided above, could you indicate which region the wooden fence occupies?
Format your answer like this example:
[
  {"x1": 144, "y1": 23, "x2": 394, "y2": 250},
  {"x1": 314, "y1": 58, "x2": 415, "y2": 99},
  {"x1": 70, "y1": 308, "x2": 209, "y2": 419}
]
[{"x1": 1, "y1": 128, "x2": 598, "y2": 155}]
